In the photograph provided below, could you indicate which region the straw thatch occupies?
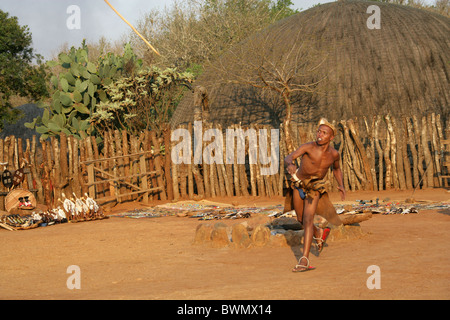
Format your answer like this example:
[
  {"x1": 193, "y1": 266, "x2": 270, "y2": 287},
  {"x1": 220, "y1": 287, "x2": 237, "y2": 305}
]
[{"x1": 171, "y1": 0, "x2": 449, "y2": 128}]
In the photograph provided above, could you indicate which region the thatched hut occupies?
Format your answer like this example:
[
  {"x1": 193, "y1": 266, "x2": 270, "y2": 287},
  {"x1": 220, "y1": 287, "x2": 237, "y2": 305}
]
[{"x1": 171, "y1": 0, "x2": 449, "y2": 128}]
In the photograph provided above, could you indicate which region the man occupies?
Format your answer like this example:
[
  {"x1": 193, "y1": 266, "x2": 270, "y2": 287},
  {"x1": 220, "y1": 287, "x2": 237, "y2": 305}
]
[{"x1": 284, "y1": 118, "x2": 345, "y2": 272}]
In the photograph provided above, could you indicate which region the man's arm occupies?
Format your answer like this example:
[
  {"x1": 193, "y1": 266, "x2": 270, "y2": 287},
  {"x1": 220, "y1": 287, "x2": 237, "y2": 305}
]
[
  {"x1": 284, "y1": 143, "x2": 310, "y2": 175},
  {"x1": 332, "y1": 154, "x2": 346, "y2": 200}
]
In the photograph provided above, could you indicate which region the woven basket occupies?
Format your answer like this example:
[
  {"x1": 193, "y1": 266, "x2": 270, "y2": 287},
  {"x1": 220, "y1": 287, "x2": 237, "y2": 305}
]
[{"x1": 4, "y1": 189, "x2": 36, "y2": 212}]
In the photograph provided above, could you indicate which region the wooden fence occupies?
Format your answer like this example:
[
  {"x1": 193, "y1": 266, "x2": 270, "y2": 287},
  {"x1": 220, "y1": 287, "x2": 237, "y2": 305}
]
[
  {"x1": 0, "y1": 131, "x2": 167, "y2": 210},
  {"x1": 169, "y1": 113, "x2": 449, "y2": 199},
  {"x1": 0, "y1": 113, "x2": 448, "y2": 210}
]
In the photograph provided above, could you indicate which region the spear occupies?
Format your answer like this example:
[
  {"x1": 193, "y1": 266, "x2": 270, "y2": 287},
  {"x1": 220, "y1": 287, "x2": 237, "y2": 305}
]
[{"x1": 103, "y1": 0, "x2": 161, "y2": 56}]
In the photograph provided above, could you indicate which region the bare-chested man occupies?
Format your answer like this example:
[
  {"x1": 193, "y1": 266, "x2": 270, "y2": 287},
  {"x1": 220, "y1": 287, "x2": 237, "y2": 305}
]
[{"x1": 284, "y1": 119, "x2": 345, "y2": 272}]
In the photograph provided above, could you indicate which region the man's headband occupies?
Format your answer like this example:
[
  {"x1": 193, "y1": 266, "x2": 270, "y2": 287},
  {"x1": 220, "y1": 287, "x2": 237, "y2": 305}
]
[{"x1": 318, "y1": 118, "x2": 337, "y2": 136}]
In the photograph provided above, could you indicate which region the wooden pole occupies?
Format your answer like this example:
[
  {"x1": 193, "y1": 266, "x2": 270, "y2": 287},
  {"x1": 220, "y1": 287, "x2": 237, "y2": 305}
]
[
  {"x1": 337, "y1": 123, "x2": 350, "y2": 192},
  {"x1": 406, "y1": 117, "x2": 419, "y2": 189},
  {"x1": 171, "y1": 126, "x2": 180, "y2": 201},
  {"x1": 413, "y1": 116, "x2": 426, "y2": 188},
  {"x1": 51, "y1": 137, "x2": 62, "y2": 206},
  {"x1": 139, "y1": 141, "x2": 149, "y2": 204},
  {"x1": 348, "y1": 119, "x2": 373, "y2": 191},
  {"x1": 363, "y1": 116, "x2": 378, "y2": 191},
  {"x1": 0, "y1": 139, "x2": 4, "y2": 195},
  {"x1": 102, "y1": 131, "x2": 112, "y2": 198},
  {"x1": 143, "y1": 132, "x2": 153, "y2": 201},
  {"x1": 163, "y1": 129, "x2": 174, "y2": 200},
  {"x1": 206, "y1": 123, "x2": 219, "y2": 198},
  {"x1": 30, "y1": 136, "x2": 43, "y2": 202},
  {"x1": 374, "y1": 115, "x2": 384, "y2": 191},
  {"x1": 103, "y1": 0, "x2": 161, "y2": 56},
  {"x1": 79, "y1": 138, "x2": 89, "y2": 196},
  {"x1": 279, "y1": 123, "x2": 286, "y2": 196},
  {"x1": 8, "y1": 137, "x2": 14, "y2": 173},
  {"x1": 430, "y1": 113, "x2": 441, "y2": 187},
  {"x1": 130, "y1": 135, "x2": 140, "y2": 201},
  {"x1": 237, "y1": 124, "x2": 249, "y2": 197},
  {"x1": 218, "y1": 124, "x2": 233, "y2": 197},
  {"x1": 17, "y1": 138, "x2": 24, "y2": 188},
  {"x1": 72, "y1": 137, "x2": 82, "y2": 198},
  {"x1": 59, "y1": 133, "x2": 70, "y2": 195},
  {"x1": 85, "y1": 136, "x2": 96, "y2": 199},
  {"x1": 341, "y1": 120, "x2": 362, "y2": 190},
  {"x1": 40, "y1": 139, "x2": 51, "y2": 206},
  {"x1": 150, "y1": 131, "x2": 167, "y2": 201},
  {"x1": 108, "y1": 130, "x2": 118, "y2": 199},
  {"x1": 269, "y1": 125, "x2": 280, "y2": 196},
  {"x1": 12, "y1": 136, "x2": 18, "y2": 170},
  {"x1": 24, "y1": 139, "x2": 32, "y2": 191},
  {"x1": 186, "y1": 124, "x2": 194, "y2": 199},
  {"x1": 401, "y1": 117, "x2": 413, "y2": 190},
  {"x1": 214, "y1": 129, "x2": 226, "y2": 198},
  {"x1": 67, "y1": 135, "x2": 74, "y2": 196},
  {"x1": 122, "y1": 131, "x2": 131, "y2": 201},
  {"x1": 444, "y1": 128, "x2": 450, "y2": 187},
  {"x1": 114, "y1": 130, "x2": 125, "y2": 201},
  {"x1": 421, "y1": 116, "x2": 434, "y2": 188},
  {"x1": 249, "y1": 124, "x2": 257, "y2": 197},
  {"x1": 260, "y1": 125, "x2": 272, "y2": 197},
  {"x1": 391, "y1": 117, "x2": 406, "y2": 190},
  {"x1": 385, "y1": 115, "x2": 399, "y2": 190},
  {"x1": 180, "y1": 162, "x2": 188, "y2": 199},
  {"x1": 383, "y1": 119, "x2": 392, "y2": 190},
  {"x1": 436, "y1": 114, "x2": 447, "y2": 187}
]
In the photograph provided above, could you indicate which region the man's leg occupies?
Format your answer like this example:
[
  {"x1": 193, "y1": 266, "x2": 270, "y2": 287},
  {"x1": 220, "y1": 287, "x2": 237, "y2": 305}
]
[
  {"x1": 301, "y1": 193, "x2": 321, "y2": 263},
  {"x1": 293, "y1": 190, "x2": 323, "y2": 243},
  {"x1": 292, "y1": 188, "x2": 305, "y2": 223},
  {"x1": 292, "y1": 191, "x2": 322, "y2": 269}
]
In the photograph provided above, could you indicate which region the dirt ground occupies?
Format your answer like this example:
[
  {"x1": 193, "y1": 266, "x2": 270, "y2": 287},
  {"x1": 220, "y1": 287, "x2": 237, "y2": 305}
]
[{"x1": 0, "y1": 188, "x2": 449, "y2": 300}]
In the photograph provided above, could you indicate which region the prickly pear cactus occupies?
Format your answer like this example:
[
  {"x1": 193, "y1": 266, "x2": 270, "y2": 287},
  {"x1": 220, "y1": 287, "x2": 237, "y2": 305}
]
[
  {"x1": 91, "y1": 66, "x2": 193, "y2": 137},
  {"x1": 25, "y1": 41, "x2": 142, "y2": 140}
]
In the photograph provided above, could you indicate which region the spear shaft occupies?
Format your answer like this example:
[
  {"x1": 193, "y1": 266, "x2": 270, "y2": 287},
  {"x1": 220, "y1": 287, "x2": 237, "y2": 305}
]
[{"x1": 104, "y1": 0, "x2": 161, "y2": 56}]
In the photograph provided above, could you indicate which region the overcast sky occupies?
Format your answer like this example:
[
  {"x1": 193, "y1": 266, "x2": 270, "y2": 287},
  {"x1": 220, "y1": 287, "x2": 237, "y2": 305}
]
[
  {"x1": 0, "y1": 0, "x2": 436, "y2": 61},
  {"x1": 0, "y1": 0, "x2": 339, "y2": 60}
]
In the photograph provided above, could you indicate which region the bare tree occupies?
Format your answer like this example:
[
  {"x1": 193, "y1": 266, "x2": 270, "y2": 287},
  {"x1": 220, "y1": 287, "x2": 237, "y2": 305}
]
[
  {"x1": 214, "y1": 30, "x2": 328, "y2": 153},
  {"x1": 129, "y1": 0, "x2": 298, "y2": 70}
]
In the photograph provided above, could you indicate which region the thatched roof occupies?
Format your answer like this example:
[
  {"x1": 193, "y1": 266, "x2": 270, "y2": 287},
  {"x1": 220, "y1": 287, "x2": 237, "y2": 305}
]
[{"x1": 171, "y1": 0, "x2": 449, "y2": 128}]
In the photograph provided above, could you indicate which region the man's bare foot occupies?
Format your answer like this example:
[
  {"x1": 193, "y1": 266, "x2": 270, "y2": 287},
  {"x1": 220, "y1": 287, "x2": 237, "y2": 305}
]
[{"x1": 292, "y1": 256, "x2": 315, "y2": 272}]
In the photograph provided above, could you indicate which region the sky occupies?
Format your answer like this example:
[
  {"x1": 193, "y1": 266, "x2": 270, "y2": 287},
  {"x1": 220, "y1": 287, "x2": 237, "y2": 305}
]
[
  {"x1": 0, "y1": 0, "x2": 336, "y2": 60},
  {"x1": 0, "y1": 0, "x2": 436, "y2": 61}
]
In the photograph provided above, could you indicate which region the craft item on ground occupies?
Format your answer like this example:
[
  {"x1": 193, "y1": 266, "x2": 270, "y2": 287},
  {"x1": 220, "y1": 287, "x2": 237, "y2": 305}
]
[
  {"x1": 1, "y1": 213, "x2": 44, "y2": 231},
  {"x1": 111, "y1": 203, "x2": 286, "y2": 220},
  {"x1": 60, "y1": 193, "x2": 106, "y2": 222},
  {"x1": 1, "y1": 168, "x2": 13, "y2": 189},
  {"x1": 12, "y1": 167, "x2": 24, "y2": 186},
  {"x1": 5, "y1": 189, "x2": 36, "y2": 212},
  {"x1": 268, "y1": 209, "x2": 296, "y2": 218},
  {"x1": 334, "y1": 199, "x2": 449, "y2": 215},
  {"x1": 0, "y1": 193, "x2": 107, "y2": 231},
  {"x1": 111, "y1": 208, "x2": 168, "y2": 219},
  {"x1": 18, "y1": 196, "x2": 33, "y2": 209}
]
